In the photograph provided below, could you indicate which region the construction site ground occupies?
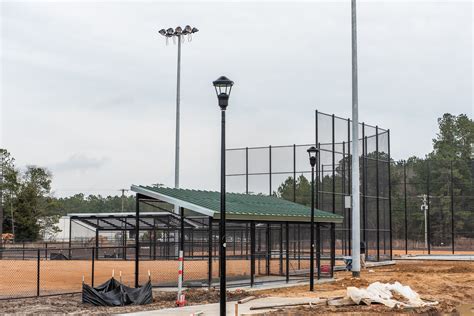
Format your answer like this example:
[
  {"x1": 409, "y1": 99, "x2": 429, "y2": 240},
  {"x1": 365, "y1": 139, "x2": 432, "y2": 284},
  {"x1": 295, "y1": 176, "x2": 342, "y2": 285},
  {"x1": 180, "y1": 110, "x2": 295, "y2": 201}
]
[{"x1": 0, "y1": 260, "x2": 472, "y2": 315}]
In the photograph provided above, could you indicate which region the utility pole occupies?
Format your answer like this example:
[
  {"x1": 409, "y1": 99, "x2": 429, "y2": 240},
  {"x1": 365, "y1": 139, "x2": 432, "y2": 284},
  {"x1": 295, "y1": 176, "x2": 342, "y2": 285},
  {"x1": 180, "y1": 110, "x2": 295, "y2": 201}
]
[
  {"x1": 119, "y1": 189, "x2": 129, "y2": 213},
  {"x1": 350, "y1": 0, "x2": 361, "y2": 277},
  {"x1": 420, "y1": 194, "x2": 429, "y2": 252}
]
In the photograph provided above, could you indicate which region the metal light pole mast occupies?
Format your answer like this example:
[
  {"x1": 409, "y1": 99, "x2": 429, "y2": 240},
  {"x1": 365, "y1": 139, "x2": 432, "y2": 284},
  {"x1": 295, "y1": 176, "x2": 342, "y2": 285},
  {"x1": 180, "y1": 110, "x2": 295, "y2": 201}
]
[
  {"x1": 351, "y1": 0, "x2": 361, "y2": 277},
  {"x1": 307, "y1": 146, "x2": 318, "y2": 291},
  {"x1": 213, "y1": 76, "x2": 234, "y2": 316},
  {"x1": 158, "y1": 26, "x2": 199, "y2": 191},
  {"x1": 175, "y1": 35, "x2": 181, "y2": 189}
]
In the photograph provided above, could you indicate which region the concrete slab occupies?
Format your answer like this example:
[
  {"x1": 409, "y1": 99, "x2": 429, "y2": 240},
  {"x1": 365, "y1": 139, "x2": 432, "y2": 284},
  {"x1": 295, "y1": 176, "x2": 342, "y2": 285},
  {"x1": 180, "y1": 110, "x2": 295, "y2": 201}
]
[
  {"x1": 123, "y1": 296, "x2": 323, "y2": 316},
  {"x1": 397, "y1": 255, "x2": 473, "y2": 261},
  {"x1": 124, "y1": 278, "x2": 336, "y2": 316}
]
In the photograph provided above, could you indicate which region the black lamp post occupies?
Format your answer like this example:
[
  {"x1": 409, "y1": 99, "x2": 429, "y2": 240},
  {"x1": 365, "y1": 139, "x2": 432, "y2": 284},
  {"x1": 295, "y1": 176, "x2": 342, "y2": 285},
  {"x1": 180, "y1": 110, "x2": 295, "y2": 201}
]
[
  {"x1": 307, "y1": 146, "x2": 318, "y2": 291},
  {"x1": 213, "y1": 75, "x2": 234, "y2": 316}
]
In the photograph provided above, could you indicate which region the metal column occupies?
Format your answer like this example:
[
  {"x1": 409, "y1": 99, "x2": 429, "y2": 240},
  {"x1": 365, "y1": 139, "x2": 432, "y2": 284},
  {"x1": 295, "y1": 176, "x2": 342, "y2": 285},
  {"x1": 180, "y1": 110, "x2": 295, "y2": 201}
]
[
  {"x1": 180, "y1": 207, "x2": 185, "y2": 253},
  {"x1": 376, "y1": 126, "x2": 380, "y2": 261},
  {"x1": 135, "y1": 194, "x2": 140, "y2": 288},
  {"x1": 285, "y1": 222, "x2": 290, "y2": 283},
  {"x1": 388, "y1": 129, "x2": 393, "y2": 260},
  {"x1": 269, "y1": 145, "x2": 272, "y2": 196},
  {"x1": 451, "y1": 161, "x2": 455, "y2": 254},
  {"x1": 316, "y1": 223, "x2": 321, "y2": 280},
  {"x1": 208, "y1": 217, "x2": 213, "y2": 288},
  {"x1": 293, "y1": 144, "x2": 296, "y2": 202},
  {"x1": 245, "y1": 147, "x2": 249, "y2": 194},
  {"x1": 404, "y1": 162, "x2": 408, "y2": 254},
  {"x1": 427, "y1": 161, "x2": 431, "y2": 254},
  {"x1": 250, "y1": 221, "x2": 256, "y2": 287}
]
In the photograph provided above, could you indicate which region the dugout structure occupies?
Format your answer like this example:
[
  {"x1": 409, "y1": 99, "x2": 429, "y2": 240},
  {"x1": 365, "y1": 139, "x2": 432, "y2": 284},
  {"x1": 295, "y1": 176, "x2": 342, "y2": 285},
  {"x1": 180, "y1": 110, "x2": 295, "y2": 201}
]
[
  {"x1": 226, "y1": 110, "x2": 392, "y2": 261},
  {"x1": 130, "y1": 185, "x2": 343, "y2": 288}
]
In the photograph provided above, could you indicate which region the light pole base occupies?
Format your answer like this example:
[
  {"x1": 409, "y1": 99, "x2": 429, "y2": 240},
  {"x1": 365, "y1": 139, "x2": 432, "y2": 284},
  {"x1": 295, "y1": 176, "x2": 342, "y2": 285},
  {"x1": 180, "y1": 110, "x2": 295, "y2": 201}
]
[{"x1": 352, "y1": 271, "x2": 360, "y2": 278}]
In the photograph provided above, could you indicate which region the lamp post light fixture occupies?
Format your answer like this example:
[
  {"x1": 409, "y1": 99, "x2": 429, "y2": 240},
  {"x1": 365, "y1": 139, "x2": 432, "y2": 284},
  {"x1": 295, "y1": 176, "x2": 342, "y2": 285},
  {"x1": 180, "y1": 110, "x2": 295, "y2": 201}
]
[
  {"x1": 158, "y1": 25, "x2": 199, "y2": 191},
  {"x1": 213, "y1": 75, "x2": 234, "y2": 316},
  {"x1": 307, "y1": 146, "x2": 318, "y2": 291}
]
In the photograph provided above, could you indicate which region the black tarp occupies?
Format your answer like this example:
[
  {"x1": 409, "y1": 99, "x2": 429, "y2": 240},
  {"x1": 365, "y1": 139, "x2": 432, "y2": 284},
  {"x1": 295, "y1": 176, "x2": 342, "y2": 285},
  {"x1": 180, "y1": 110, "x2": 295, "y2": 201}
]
[{"x1": 82, "y1": 278, "x2": 153, "y2": 306}]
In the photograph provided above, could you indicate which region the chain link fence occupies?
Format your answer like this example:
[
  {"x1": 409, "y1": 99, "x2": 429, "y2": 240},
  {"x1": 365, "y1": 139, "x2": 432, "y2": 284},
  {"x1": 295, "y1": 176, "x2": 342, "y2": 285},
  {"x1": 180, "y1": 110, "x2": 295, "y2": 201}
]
[
  {"x1": 391, "y1": 159, "x2": 474, "y2": 255},
  {"x1": 227, "y1": 110, "x2": 392, "y2": 261}
]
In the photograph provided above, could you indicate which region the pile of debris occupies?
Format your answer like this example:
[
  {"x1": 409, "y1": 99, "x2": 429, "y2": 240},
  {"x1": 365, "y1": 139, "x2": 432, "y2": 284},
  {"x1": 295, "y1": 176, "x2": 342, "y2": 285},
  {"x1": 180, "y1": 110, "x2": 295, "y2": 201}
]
[
  {"x1": 249, "y1": 282, "x2": 438, "y2": 312},
  {"x1": 328, "y1": 281, "x2": 438, "y2": 308}
]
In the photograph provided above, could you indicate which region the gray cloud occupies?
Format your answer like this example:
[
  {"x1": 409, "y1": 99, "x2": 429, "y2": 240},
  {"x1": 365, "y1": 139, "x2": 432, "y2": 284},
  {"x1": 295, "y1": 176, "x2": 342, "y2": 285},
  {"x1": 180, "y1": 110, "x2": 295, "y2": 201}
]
[
  {"x1": 1, "y1": 1, "x2": 471, "y2": 197},
  {"x1": 51, "y1": 154, "x2": 109, "y2": 173}
]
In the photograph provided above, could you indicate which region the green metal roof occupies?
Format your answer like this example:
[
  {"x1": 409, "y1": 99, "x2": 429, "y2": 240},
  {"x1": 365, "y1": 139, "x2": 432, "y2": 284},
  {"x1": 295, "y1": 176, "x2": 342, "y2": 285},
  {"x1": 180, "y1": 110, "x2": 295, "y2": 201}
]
[{"x1": 131, "y1": 185, "x2": 343, "y2": 223}]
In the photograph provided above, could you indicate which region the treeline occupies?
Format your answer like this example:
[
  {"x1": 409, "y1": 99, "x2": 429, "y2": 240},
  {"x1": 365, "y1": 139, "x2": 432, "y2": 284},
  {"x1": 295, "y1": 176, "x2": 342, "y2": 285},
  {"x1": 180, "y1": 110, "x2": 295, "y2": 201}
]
[
  {"x1": 0, "y1": 150, "x2": 139, "y2": 241},
  {"x1": 1, "y1": 113, "x2": 472, "y2": 242},
  {"x1": 54, "y1": 194, "x2": 136, "y2": 215},
  {"x1": 275, "y1": 113, "x2": 474, "y2": 242}
]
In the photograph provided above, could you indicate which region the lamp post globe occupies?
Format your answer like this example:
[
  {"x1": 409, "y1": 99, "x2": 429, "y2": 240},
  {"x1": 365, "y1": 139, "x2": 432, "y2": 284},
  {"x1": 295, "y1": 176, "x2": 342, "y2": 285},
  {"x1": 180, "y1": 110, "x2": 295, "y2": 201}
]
[
  {"x1": 213, "y1": 76, "x2": 234, "y2": 110},
  {"x1": 307, "y1": 146, "x2": 317, "y2": 167}
]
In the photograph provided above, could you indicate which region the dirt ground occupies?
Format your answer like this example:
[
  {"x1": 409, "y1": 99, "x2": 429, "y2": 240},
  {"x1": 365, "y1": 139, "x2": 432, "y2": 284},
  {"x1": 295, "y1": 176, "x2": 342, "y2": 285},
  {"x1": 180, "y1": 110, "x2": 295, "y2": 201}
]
[
  {"x1": 0, "y1": 288, "x2": 248, "y2": 315},
  {"x1": 253, "y1": 260, "x2": 474, "y2": 315},
  {"x1": 0, "y1": 260, "x2": 472, "y2": 315}
]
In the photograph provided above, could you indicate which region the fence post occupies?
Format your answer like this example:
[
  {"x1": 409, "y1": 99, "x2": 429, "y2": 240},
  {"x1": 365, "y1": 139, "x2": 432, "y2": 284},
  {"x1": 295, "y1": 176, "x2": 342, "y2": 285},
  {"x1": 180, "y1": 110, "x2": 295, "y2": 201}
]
[
  {"x1": 451, "y1": 160, "x2": 455, "y2": 254},
  {"x1": 427, "y1": 161, "x2": 431, "y2": 254},
  {"x1": 331, "y1": 223, "x2": 335, "y2": 273},
  {"x1": 208, "y1": 217, "x2": 213, "y2": 289},
  {"x1": 91, "y1": 247, "x2": 95, "y2": 287},
  {"x1": 279, "y1": 223, "x2": 283, "y2": 275},
  {"x1": 316, "y1": 223, "x2": 321, "y2": 280},
  {"x1": 68, "y1": 219, "x2": 72, "y2": 259},
  {"x1": 361, "y1": 123, "x2": 366, "y2": 244},
  {"x1": 404, "y1": 162, "x2": 408, "y2": 254},
  {"x1": 285, "y1": 222, "x2": 289, "y2": 283},
  {"x1": 250, "y1": 221, "x2": 255, "y2": 287},
  {"x1": 293, "y1": 144, "x2": 296, "y2": 202},
  {"x1": 269, "y1": 145, "x2": 272, "y2": 196},
  {"x1": 246, "y1": 147, "x2": 249, "y2": 194},
  {"x1": 266, "y1": 223, "x2": 270, "y2": 276},
  {"x1": 297, "y1": 224, "x2": 301, "y2": 270},
  {"x1": 376, "y1": 126, "x2": 380, "y2": 261},
  {"x1": 388, "y1": 129, "x2": 393, "y2": 260},
  {"x1": 37, "y1": 248, "x2": 40, "y2": 296}
]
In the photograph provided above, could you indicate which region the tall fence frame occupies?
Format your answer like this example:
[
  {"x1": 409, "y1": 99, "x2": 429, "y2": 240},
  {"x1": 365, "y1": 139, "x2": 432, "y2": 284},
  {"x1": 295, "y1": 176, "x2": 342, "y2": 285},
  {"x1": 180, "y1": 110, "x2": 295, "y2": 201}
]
[
  {"x1": 226, "y1": 110, "x2": 392, "y2": 261},
  {"x1": 391, "y1": 159, "x2": 474, "y2": 254}
]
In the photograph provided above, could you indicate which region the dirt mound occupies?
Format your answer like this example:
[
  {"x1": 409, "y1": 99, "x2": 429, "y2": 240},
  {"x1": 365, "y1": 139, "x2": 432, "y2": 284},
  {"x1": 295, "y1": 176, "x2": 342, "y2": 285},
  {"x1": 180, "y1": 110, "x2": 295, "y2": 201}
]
[{"x1": 337, "y1": 277, "x2": 370, "y2": 288}]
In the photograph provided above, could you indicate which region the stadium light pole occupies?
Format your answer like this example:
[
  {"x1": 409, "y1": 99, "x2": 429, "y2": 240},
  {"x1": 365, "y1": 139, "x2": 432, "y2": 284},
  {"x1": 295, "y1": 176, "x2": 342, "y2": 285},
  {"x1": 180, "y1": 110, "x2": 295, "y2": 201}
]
[
  {"x1": 351, "y1": 0, "x2": 361, "y2": 277},
  {"x1": 307, "y1": 146, "x2": 318, "y2": 291},
  {"x1": 213, "y1": 75, "x2": 234, "y2": 316},
  {"x1": 158, "y1": 25, "x2": 199, "y2": 191}
]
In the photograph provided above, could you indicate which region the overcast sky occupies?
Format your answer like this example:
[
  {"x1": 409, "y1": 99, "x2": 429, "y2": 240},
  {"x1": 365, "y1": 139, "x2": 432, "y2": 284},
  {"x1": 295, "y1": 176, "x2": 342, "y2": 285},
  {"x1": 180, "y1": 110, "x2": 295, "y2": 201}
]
[{"x1": 1, "y1": 1, "x2": 472, "y2": 197}]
